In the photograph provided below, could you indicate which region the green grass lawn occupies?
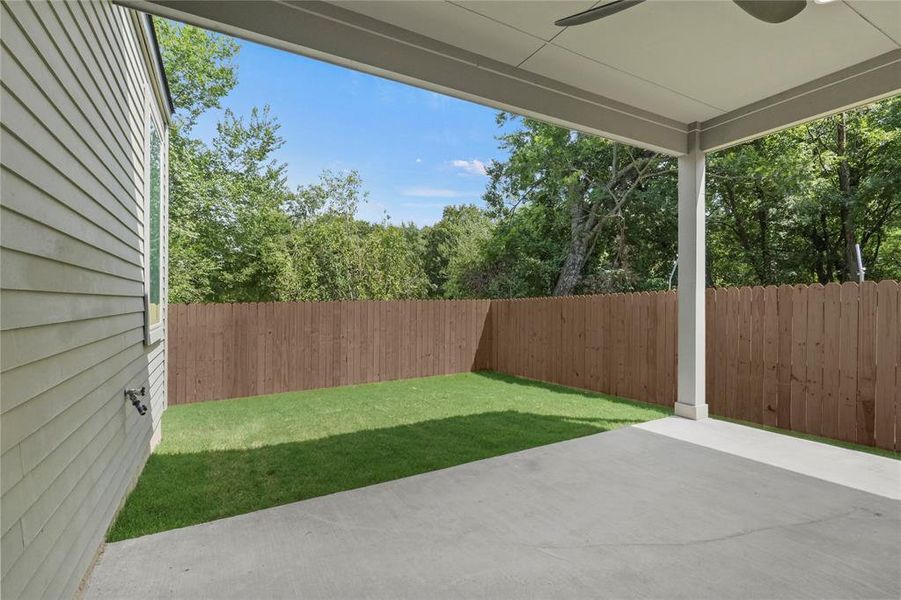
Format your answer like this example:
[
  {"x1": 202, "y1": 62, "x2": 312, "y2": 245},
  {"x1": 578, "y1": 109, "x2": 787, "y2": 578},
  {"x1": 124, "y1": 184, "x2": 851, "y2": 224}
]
[{"x1": 108, "y1": 372, "x2": 669, "y2": 541}]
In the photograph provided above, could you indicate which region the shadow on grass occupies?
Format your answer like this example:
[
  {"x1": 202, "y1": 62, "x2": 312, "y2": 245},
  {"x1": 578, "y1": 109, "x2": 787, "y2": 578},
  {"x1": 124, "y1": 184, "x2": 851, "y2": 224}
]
[{"x1": 109, "y1": 410, "x2": 645, "y2": 541}]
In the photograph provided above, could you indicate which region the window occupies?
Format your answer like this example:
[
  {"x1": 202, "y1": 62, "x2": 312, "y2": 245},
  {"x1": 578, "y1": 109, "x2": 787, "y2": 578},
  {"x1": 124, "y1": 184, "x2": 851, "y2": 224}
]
[{"x1": 145, "y1": 116, "x2": 163, "y2": 343}]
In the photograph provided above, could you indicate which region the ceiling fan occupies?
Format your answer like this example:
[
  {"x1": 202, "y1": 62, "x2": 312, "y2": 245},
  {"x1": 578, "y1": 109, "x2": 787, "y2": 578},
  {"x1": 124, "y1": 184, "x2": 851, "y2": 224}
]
[{"x1": 555, "y1": 0, "x2": 834, "y2": 27}]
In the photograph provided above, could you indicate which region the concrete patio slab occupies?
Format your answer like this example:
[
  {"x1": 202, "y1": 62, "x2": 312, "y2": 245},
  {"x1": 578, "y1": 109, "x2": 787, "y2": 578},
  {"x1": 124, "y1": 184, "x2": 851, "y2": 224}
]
[{"x1": 87, "y1": 424, "x2": 901, "y2": 600}]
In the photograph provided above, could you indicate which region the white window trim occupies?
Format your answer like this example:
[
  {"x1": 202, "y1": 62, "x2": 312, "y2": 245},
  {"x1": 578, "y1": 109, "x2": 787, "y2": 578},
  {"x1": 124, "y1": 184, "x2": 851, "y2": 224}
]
[{"x1": 144, "y1": 91, "x2": 166, "y2": 346}]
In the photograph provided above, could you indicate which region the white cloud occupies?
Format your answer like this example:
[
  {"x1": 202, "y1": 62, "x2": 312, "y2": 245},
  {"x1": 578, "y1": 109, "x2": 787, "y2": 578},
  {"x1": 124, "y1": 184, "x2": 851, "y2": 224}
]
[
  {"x1": 424, "y1": 91, "x2": 449, "y2": 110},
  {"x1": 402, "y1": 201, "x2": 459, "y2": 208},
  {"x1": 451, "y1": 159, "x2": 488, "y2": 176},
  {"x1": 415, "y1": 158, "x2": 422, "y2": 163},
  {"x1": 400, "y1": 186, "x2": 467, "y2": 198}
]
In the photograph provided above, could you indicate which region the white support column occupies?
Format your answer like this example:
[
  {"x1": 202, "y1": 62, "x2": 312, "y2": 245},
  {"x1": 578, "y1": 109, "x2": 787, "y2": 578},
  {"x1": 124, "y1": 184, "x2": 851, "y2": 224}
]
[{"x1": 675, "y1": 124, "x2": 708, "y2": 420}]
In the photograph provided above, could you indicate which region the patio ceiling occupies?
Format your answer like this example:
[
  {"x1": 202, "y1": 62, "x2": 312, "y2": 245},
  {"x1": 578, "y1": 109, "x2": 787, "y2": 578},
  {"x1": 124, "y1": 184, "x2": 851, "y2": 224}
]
[{"x1": 120, "y1": 0, "x2": 899, "y2": 154}]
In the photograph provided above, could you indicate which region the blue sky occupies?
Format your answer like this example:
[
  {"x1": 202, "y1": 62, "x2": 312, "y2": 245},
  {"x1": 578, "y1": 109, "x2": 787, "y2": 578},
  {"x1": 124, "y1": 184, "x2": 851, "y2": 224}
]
[{"x1": 193, "y1": 37, "x2": 515, "y2": 225}]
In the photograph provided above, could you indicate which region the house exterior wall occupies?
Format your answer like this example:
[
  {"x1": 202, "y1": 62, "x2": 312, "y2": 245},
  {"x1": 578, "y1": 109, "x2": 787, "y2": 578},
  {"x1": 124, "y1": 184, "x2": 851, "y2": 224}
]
[{"x1": 0, "y1": 1, "x2": 168, "y2": 597}]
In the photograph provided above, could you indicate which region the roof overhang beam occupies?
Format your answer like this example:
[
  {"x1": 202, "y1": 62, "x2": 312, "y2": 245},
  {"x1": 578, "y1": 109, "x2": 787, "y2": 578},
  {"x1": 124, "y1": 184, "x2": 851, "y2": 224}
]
[
  {"x1": 699, "y1": 49, "x2": 901, "y2": 152},
  {"x1": 118, "y1": 1, "x2": 900, "y2": 157}
]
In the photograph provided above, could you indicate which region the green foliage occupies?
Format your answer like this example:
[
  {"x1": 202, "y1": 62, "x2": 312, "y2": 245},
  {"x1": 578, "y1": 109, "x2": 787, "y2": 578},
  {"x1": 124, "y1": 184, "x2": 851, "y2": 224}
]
[
  {"x1": 466, "y1": 202, "x2": 567, "y2": 298},
  {"x1": 154, "y1": 18, "x2": 238, "y2": 131},
  {"x1": 475, "y1": 114, "x2": 674, "y2": 297},
  {"x1": 203, "y1": 107, "x2": 296, "y2": 302},
  {"x1": 156, "y1": 18, "x2": 239, "y2": 303},
  {"x1": 706, "y1": 130, "x2": 811, "y2": 285},
  {"x1": 284, "y1": 215, "x2": 429, "y2": 301},
  {"x1": 588, "y1": 168, "x2": 678, "y2": 292},
  {"x1": 422, "y1": 205, "x2": 493, "y2": 298},
  {"x1": 277, "y1": 170, "x2": 429, "y2": 301},
  {"x1": 707, "y1": 96, "x2": 901, "y2": 286},
  {"x1": 159, "y1": 21, "x2": 429, "y2": 303},
  {"x1": 463, "y1": 101, "x2": 897, "y2": 297}
]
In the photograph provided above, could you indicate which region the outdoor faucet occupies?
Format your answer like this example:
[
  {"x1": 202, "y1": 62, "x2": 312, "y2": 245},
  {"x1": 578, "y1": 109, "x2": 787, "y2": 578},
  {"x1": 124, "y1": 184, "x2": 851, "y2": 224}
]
[{"x1": 125, "y1": 387, "x2": 148, "y2": 416}]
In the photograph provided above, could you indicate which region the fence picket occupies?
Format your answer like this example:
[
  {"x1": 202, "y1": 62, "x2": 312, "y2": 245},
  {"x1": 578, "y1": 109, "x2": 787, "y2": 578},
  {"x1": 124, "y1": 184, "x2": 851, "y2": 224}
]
[
  {"x1": 761, "y1": 287, "x2": 779, "y2": 426},
  {"x1": 837, "y1": 283, "x2": 859, "y2": 442},
  {"x1": 806, "y1": 284, "x2": 825, "y2": 435},
  {"x1": 750, "y1": 286, "x2": 765, "y2": 425},
  {"x1": 822, "y1": 283, "x2": 841, "y2": 439},
  {"x1": 705, "y1": 289, "x2": 715, "y2": 409},
  {"x1": 776, "y1": 286, "x2": 793, "y2": 429},
  {"x1": 655, "y1": 293, "x2": 668, "y2": 406},
  {"x1": 737, "y1": 287, "x2": 752, "y2": 421},
  {"x1": 713, "y1": 288, "x2": 728, "y2": 416},
  {"x1": 858, "y1": 281, "x2": 877, "y2": 446},
  {"x1": 725, "y1": 288, "x2": 740, "y2": 418},
  {"x1": 791, "y1": 286, "x2": 809, "y2": 431},
  {"x1": 874, "y1": 281, "x2": 899, "y2": 450}
]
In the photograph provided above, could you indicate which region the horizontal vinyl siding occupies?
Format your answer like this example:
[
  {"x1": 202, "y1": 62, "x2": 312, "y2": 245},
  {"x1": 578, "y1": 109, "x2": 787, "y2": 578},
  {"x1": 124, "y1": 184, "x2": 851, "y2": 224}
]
[
  {"x1": 0, "y1": 207, "x2": 143, "y2": 283},
  {"x1": 0, "y1": 2, "x2": 167, "y2": 598},
  {"x1": 1, "y1": 139, "x2": 143, "y2": 258}
]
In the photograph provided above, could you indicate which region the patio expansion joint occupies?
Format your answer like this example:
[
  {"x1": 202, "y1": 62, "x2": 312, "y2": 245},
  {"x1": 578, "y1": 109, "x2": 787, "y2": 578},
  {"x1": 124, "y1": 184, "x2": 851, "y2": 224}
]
[{"x1": 295, "y1": 505, "x2": 876, "y2": 552}]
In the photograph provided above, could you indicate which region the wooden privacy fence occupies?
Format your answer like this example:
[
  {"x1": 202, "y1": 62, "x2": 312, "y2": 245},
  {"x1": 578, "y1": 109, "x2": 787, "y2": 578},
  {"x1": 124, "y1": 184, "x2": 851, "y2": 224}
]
[
  {"x1": 168, "y1": 281, "x2": 899, "y2": 450},
  {"x1": 488, "y1": 292, "x2": 677, "y2": 410},
  {"x1": 167, "y1": 300, "x2": 491, "y2": 406},
  {"x1": 708, "y1": 281, "x2": 898, "y2": 450},
  {"x1": 491, "y1": 281, "x2": 900, "y2": 451}
]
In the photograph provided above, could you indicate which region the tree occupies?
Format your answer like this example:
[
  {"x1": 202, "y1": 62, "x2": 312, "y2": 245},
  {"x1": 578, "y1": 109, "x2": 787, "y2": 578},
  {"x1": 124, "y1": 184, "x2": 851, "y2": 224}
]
[
  {"x1": 804, "y1": 98, "x2": 901, "y2": 282},
  {"x1": 158, "y1": 21, "x2": 429, "y2": 303},
  {"x1": 463, "y1": 201, "x2": 567, "y2": 298},
  {"x1": 423, "y1": 205, "x2": 493, "y2": 298},
  {"x1": 201, "y1": 107, "x2": 296, "y2": 302},
  {"x1": 587, "y1": 165, "x2": 678, "y2": 292},
  {"x1": 286, "y1": 169, "x2": 366, "y2": 222},
  {"x1": 279, "y1": 171, "x2": 429, "y2": 301},
  {"x1": 155, "y1": 19, "x2": 240, "y2": 302},
  {"x1": 706, "y1": 131, "x2": 810, "y2": 285},
  {"x1": 707, "y1": 97, "x2": 900, "y2": 286},
  {"x1": 485, "y1": 114, "x2": 669, "y2": 295},
  {"x1": 154, "y1": 19, "x2": 238, "y2": 131},
  {"x1": 469, "y1": 99, "x2": 897, "y2": 297},
  {"x1": 157, "y1": 23, "x2": 297, "y2": 303}
]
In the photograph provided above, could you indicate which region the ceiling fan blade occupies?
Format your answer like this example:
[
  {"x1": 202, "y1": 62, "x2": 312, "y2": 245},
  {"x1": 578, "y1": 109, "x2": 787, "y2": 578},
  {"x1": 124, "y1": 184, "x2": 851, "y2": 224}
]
[
  {"x1": 554, "y1": 0, "x2": 646, "y2": 27},
  {"x1": 732, "y1": 0, "x2": 807, "y2": 23}
]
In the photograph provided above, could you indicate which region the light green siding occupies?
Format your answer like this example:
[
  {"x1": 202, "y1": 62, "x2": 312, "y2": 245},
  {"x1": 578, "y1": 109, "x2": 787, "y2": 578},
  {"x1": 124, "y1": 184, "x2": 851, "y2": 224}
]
[{"x1": 0, "y1": 1, "x2": 168, "y2": 597}]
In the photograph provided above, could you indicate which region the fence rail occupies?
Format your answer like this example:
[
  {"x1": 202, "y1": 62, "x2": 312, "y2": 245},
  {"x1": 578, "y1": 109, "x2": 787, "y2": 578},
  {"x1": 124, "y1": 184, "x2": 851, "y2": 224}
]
[{"x1": 168, "y1": 281, "x2": 899, "y2": 450}]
